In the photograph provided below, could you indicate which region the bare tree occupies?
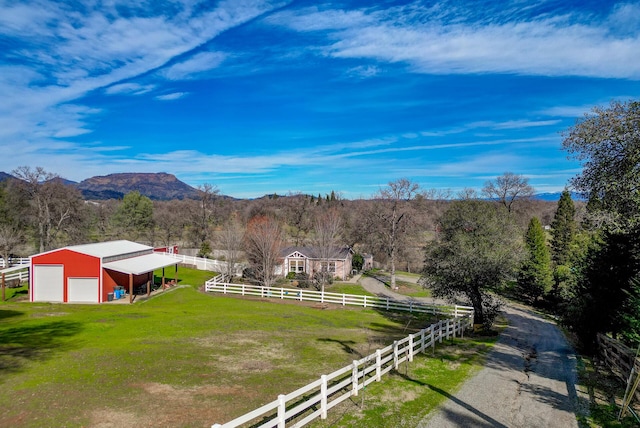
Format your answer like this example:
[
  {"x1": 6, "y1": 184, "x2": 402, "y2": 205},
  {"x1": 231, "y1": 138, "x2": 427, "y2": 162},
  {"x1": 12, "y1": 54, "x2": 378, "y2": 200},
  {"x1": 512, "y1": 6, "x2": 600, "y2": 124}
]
[
  {"x1": 482, "y1": 172, "x2": 535, "y2": 213},
  {"x1": 154, "y1": 200, "x2": 186, "y2": 246},
  {"x1": 12, "y1": 166, "x2": 84, "y2": 252},
  {"x1": 244, "y1": 215, "x2": 284, "y2": 287},
  {"x1": 370, "y1": 178, "x2": 422, "y2": 289},
  {"x1": 189, "y1": 183, "x2": 219, "y2": 250},
  {"x1": 282, "y1": 193, "x2": 315, "y2": 246},
  {"x1": 218, "y1": 215, "x2": 245, "y2": 281},
  {"x1": 312, "y1": 208, "x2": 343, "y2": 292}
]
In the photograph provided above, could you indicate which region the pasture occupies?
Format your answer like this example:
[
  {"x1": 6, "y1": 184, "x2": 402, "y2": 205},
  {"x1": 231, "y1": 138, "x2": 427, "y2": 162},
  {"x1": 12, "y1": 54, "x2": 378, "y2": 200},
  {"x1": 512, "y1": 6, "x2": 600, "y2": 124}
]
[{"x1": 0, "y1": 269, "x2": 493, "y2": 427}]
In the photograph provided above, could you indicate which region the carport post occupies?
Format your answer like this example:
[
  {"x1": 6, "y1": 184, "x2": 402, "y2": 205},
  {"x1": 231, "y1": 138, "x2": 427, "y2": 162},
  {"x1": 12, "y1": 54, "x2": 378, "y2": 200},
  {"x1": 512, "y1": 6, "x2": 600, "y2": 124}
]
[
  {"x1": 174, "y1": 264, "x2": 178, "y2": 284},
  {"x1": 162, "y1": 267, "x2": 166, "y2": 289},
  {"x1": 129, "y1": 273, "x2": 133, "y2": 303},
  {"x1": 146, "y1": 272, "x2": 151, "y2": 296}
]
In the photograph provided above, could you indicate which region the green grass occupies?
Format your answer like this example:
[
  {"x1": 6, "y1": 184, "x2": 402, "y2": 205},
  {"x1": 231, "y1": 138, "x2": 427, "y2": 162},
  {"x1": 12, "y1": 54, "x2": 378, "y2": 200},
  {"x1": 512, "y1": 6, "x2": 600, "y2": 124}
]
[
  {"x1": 309, "y1": 335, "x2": 497, "y2": 428},
  {"x1": 1, "y1": 267, "x2": 476, "y2": 428},
  {"x1": 328, "y1": 282, "x2": 375, "y2": 296}
]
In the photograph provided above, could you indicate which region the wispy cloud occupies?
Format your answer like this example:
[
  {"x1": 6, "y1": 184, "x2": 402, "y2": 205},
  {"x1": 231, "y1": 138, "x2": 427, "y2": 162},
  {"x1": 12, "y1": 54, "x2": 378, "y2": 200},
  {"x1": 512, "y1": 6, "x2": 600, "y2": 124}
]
[
  {"x1": 162, "y1": 51, "x2": 227, "y2": 80},
  {"x1": 0, "y1": 0, "x2": 287, "y2": 152},
  {"x1": 105, "y1": 83, "x2": 156, "y2": 95},
  {"x1": 155, "y1": 92, "x2": 189, "y2": 101},
  {"x1": 269, "y1": 3, "x2": 640, "y2": 79}
]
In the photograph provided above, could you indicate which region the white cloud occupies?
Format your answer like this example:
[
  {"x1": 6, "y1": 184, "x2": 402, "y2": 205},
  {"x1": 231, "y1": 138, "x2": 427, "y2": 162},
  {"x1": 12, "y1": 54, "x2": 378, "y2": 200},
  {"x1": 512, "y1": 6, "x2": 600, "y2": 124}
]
[
  {"x1": 161, "y1": 51, "x2": 227, "y2": 80},
  {"x1": 270, "y1": 4, "x2": 640, "y2": 79},
  {"x1": 105, "y1": 83, "x2": 156, "y2": 95},
  {"x1": 155, "y1": 92, "x2": 189, "y2": 101},
  {"x1": 0, "y1": 0, "x2": 286, "y2": 152}
]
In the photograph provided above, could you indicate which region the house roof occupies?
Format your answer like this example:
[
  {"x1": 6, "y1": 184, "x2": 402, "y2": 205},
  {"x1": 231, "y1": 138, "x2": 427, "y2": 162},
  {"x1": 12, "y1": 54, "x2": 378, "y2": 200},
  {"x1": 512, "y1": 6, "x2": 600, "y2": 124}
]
[
  {"x1": 102, "y1": 253, "x2": 178, "y2": 275},
  {"x1": 281, "y1": 246, "x2": 353, "y2": 260},
  {"x1": 65, "y1": 240, "x2": 152, "y2": 259}
]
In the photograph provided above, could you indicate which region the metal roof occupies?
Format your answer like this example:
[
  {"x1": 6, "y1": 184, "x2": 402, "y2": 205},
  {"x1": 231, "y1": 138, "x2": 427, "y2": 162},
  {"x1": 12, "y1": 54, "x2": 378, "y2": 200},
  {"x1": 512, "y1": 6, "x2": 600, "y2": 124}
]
[
  {"x1": 66, "y1": 240, "x2": 152, "y2": 259},
  {"x1": 102, "y1": 253, "x2": 178, "y2": 275}
]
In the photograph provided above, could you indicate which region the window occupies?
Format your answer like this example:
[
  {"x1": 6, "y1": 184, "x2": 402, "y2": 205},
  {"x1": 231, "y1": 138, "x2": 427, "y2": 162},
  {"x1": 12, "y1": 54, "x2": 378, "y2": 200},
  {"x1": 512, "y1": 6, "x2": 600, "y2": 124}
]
[
  {"x1": 289, "y1": 259, "x2": 305, "y2": 273},
  {"x1": 320, "y1": 261, "x2": 336, "y2": 273}
]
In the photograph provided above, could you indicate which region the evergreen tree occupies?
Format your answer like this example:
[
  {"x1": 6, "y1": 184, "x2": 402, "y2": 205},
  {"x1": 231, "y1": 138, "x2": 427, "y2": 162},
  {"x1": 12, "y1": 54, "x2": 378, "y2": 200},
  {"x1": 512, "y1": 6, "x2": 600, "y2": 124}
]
[
  {"x1": 550, "y1": 190, "x2": 576, "y2": 266},
  {"x1": 112, "y1": 191, "x2": 154, "y2": 242},
  {"x1": 517, "y1": 217, "x2": 553, "y2": 303}
]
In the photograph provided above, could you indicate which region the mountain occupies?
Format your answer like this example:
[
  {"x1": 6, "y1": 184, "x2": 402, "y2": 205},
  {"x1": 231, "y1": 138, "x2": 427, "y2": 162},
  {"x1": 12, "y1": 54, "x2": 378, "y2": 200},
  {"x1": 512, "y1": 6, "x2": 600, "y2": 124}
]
[
  {"x1": 534, "y1": 192, "x2": 585, "y2": 202},
  {"x1": 76, "y1": 172, "x2": 201, "y2": 200},
  {"x1": 0, "y1": 172, "x2": 16, "y2": 182}
]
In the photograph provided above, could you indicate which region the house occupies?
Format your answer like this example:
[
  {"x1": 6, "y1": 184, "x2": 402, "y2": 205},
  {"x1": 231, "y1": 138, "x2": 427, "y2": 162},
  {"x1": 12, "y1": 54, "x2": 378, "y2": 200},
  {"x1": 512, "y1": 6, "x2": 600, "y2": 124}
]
[
  {"x1": 30, "y1": 240, "x2": 179, "y2": 304},
  {"x1": 278, "y1": 246, "x2": 354, "y2": 281}
]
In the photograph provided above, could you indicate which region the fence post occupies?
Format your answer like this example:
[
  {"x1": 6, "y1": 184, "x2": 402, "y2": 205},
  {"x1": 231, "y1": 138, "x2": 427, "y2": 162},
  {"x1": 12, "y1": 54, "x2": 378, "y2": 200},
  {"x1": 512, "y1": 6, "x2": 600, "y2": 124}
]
[
  {"x1": 446, "y1": 319, "x2": 450, "y2": 341},
  {"x1": 343, "y1": 294, "x2": 346, "y2": 306},
  {"x1": 352, "y1": 360, "x2": 359, "y2": 396},
  {"x1": 321, "y1": 289, "x2": 324, "y2": 304},
  {"x1": 321, "y1": 375, "x2": 328, "y2": 419},
  {"x1": 277, "y1": 394, "x2": 286, "y2": 428},
  {"x1": 376, "y1": 350, "x2": 382, "y2": 381},
  {"x1": 393, "y1": 341, "x2": 399, "y2": 370},
  {"x1": 409, "y1": 301, "x2": 413, "y2": 313},
  {"x1": 241, "y1": 284, "x2": 245, "y2": 296},
  {"x1": 386, "y1": 297, "x2": 389, "y2": 310},
  {"x1": 364, "y1": 295, "x2": 367, "y2": 308},
  {"x1": 420, "y1": 328, "x2": 426, "y2": 353},
  {"x1": 409, "y1": 335, "x2": 414, "y2": 362},
  {"x1": 439, "y1": 320, "x2": 444, "y2": 343},
  {"x1": 281, "y1": 288, "x2": 284, "y2": 299}
]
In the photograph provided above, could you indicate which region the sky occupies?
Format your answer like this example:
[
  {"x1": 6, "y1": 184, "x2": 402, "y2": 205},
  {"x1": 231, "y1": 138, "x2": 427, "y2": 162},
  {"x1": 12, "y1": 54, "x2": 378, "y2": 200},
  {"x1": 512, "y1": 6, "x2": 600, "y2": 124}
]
[{"x1": 1, "y1": 0, "x2": 640, "y2": 199}]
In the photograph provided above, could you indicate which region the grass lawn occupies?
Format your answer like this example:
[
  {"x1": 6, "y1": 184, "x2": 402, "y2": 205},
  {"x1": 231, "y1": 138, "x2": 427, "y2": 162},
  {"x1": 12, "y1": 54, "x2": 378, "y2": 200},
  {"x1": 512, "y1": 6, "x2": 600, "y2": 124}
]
[{"x1": 0, "y1": 268, "x2": 493, "y2": 428}]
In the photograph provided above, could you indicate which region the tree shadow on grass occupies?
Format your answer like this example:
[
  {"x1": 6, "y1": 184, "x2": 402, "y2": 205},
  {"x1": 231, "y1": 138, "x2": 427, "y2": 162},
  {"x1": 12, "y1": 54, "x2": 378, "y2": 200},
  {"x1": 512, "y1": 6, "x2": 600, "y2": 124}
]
[
  {"x1": 0, "y1": 309, "x2": 23, "y2": 321},
  {"x1": 0, "y1": 320, "x2": 83, "y2": 374}
]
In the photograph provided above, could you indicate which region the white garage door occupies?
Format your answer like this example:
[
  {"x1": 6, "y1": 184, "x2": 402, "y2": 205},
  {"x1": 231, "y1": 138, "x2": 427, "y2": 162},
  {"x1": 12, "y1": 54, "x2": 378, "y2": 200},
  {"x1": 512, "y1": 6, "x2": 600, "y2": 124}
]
[
  {"x1": 33, "y1": 265, "x2": 64, "y2": 302},
  {"x1": 68, "y1": 278, "x2": 99, "y2": 303}
]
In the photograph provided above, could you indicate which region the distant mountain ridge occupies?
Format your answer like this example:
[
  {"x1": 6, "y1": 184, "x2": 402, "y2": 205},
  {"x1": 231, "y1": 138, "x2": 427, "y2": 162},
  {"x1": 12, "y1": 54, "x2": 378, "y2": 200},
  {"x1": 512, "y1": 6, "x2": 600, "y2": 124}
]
[
  {"x1": 0, "y1": 171, "x2": 584, "y2": 202},
  {"x1": 76, "y1": 172, "x2": 200, "y2": 200}
]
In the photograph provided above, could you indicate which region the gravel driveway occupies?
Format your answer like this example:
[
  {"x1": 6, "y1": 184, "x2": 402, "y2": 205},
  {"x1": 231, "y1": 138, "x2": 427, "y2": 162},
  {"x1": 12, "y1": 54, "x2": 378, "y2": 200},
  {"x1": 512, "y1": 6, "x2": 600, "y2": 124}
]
[{"x1": 417, "y1": 304, "x2": 581, "y2": 428}]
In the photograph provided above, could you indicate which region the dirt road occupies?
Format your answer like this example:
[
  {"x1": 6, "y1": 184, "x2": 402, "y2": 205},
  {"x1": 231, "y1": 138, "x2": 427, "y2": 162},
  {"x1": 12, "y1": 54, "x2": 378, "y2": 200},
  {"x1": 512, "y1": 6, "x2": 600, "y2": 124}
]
[{"x1": 418, "y1": 305, "x2": 581, "y2": 427}]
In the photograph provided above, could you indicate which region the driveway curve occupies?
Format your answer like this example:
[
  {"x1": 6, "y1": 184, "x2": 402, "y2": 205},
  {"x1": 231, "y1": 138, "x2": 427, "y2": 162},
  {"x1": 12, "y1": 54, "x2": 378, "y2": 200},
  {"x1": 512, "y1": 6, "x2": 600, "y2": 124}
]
[{"x1": 418, "y1": 304, "x2": 581, "y2": 428}]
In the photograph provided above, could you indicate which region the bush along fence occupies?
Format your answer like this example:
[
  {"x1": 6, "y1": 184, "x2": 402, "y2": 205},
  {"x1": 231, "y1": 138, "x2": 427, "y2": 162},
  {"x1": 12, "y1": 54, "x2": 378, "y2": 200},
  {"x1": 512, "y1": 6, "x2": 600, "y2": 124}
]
[
  {"x1": 204, "y1": 278, "x2": 474, "y2": 318},
  {"x1": 211, "y1": 313, "x2": 472, "y2": 428},
  {"x1": 597, "y1": 333, "x2": 640, "y2": 421}
]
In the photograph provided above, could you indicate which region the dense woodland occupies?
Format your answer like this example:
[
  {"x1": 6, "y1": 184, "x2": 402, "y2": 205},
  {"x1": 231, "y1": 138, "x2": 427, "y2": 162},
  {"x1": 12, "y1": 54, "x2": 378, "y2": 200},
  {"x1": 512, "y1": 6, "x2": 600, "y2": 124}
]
[{"x1": 1, "y1": 99, "x2": 639, "y2": 354}]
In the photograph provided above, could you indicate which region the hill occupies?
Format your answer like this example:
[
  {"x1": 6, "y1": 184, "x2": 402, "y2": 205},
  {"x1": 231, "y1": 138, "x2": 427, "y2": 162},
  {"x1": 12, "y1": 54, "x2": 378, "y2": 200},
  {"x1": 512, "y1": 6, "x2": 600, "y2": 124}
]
[{"x1": 76, "y1": 172, "x2": 200, "y2": 200}]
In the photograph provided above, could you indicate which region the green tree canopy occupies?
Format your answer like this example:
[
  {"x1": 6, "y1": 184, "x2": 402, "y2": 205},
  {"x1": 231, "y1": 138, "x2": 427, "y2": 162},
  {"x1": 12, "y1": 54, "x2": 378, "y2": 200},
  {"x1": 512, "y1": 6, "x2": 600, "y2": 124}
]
[
  {"x1": 420, "y1": 199, "x2": 523, "y2": 327},
  {"x1": 112, "y1": 191, "x2": 154, "y2": 242},
  {"x1": 550, "y1": 190, "x2": 576, "y2": 266},
  {"x1": 517, "y1": 217, "x2": 553, "y2": 303},
  {"x1": 562, "y1": 100, "x2": 640, "y2": 232}
]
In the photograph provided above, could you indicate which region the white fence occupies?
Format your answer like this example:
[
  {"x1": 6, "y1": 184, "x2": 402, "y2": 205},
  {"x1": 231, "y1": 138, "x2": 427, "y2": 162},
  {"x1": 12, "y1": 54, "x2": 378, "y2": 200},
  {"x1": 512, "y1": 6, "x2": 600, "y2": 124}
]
[
  {"x1": 0, "y1": 257, "x2": 29, "y2": 268},
  {"x1": 156, "y1": 252, "x2": 245, "y2": 276},
  {"x1": 211, "y1": 315, "x2": 471, "y2": 428},
  {"x1": 204, "y1": 281, "x2": 474, "y2": 318},
  {"x1": 2, "y1": 270, "x2": 29, "y2": 284}
]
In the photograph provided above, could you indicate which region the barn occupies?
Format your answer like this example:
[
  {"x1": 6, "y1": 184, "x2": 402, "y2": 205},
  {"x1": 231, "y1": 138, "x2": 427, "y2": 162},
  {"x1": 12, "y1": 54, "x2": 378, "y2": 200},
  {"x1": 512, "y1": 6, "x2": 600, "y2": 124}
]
[{"x1": 30, "y1": 240, "x2": 179, "y2": 304}]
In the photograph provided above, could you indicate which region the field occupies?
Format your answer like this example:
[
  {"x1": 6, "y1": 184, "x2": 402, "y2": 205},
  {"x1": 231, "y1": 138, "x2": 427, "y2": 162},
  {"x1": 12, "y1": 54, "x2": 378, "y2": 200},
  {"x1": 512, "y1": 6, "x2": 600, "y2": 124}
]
[{"x1": 0, "y1": 269, "x2": 494, "y2": 427}]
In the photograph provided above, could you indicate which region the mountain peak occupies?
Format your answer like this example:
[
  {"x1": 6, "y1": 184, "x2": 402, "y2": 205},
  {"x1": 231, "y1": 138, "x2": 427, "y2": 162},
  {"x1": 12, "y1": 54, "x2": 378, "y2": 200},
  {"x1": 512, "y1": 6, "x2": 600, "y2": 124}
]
[{"x1": 77, "y1": 172, "x2": 200, "y2": 200}]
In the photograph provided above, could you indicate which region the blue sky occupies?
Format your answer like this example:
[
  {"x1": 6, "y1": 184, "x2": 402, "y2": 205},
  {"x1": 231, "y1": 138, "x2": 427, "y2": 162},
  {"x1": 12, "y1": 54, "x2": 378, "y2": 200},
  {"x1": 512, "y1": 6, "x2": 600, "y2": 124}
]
[{"x1": 1, "y1": 0, "x2": 640, "y2": 199}]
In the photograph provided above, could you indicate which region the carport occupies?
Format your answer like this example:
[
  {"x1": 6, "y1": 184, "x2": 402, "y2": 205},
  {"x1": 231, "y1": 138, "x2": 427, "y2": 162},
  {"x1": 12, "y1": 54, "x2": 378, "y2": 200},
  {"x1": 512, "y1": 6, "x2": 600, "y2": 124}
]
[{"x1": 103, "y1": 253, "x2": 179, "y2": 303}]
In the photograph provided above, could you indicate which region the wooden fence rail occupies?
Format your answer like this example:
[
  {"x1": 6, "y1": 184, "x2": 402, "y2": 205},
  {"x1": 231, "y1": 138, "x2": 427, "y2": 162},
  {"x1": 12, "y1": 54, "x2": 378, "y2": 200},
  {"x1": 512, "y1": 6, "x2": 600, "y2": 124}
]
[
  {"x1": 597, "y1": 333, "x2": 640, "y2": 413},
  {"x1": 211, "y1": 315, "x2": 471, "y2": 428},
  {"x1": 204, "y1": 281, "x2": 474, "y2": 318}
]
